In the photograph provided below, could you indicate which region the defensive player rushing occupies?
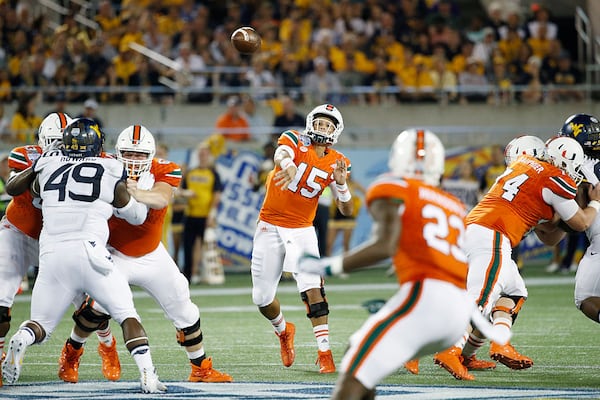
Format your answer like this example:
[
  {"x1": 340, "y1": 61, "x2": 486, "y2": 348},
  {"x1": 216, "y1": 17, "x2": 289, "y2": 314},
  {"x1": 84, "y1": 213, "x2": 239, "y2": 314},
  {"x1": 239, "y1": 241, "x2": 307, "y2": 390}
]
[
  {"x1": 0, "y1": 112, "x2": 72, "y2": 387},
  {"x1": 1, "y1": 118, "x2": 167, "y2": 393},
  {"x1": 251, "y1": 104, "x2": 353, "y2": 373},
  {"x1": 297, "y1": 129, "x2": 510, "y2": 400},
  {"x1": 434, "y1": 135, "x2": 600, "y2": 381},
  {"x1": 557, "y1": 114, "x2": 600, "y2": 337},
  {"x1": 56, "y1": 125, "x2": 232, "y2": 384}
]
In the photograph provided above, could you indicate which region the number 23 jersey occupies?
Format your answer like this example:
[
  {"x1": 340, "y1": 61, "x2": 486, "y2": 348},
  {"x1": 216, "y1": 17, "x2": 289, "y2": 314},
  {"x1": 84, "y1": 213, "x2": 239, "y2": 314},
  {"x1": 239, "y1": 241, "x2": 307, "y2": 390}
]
[
  {"x1": 34, "y1": 153, "x2": 127, "y2": 246},
  {"x1": 259, "y1": 130, "x2": 351, "y2": 228}
]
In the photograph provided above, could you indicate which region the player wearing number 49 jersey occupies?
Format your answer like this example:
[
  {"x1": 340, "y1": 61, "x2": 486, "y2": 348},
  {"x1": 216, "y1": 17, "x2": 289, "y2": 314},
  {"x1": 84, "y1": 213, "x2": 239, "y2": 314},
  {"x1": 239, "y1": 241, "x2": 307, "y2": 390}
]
[
  {"x1": 0, "y1": 112, "x2": 72, "y2": 387},
  {"x1": 434, "y1": 135, "x2": 600, "y2": 381},
  {"x1": 56, "y1": 125, "x2": 232, "y2": 385}
]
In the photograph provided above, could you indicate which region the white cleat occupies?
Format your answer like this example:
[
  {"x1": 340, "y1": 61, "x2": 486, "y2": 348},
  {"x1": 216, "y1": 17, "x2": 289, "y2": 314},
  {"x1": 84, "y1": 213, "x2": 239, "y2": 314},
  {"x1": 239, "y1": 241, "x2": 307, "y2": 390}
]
[
  {"x1": 2, "y1": 331, "x2": 29, "y2": 384},
  {"x1": 140, "y1": 368, "x2": 167, "y2": 394}
]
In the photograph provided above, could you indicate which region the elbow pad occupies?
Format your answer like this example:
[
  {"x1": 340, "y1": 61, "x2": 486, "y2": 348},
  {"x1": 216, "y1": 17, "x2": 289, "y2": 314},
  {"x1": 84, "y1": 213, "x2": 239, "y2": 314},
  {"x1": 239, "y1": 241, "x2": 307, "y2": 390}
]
[{"x1": 114, "y1": 196, "x2": 148, "y2": 225}]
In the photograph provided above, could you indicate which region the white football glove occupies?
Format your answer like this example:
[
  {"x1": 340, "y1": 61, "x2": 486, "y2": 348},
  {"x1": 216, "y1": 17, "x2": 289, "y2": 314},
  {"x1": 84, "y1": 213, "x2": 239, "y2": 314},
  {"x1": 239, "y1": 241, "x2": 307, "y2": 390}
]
[
  {"x1": 297, "y1": 254, "x2": 344, "y2": 276},
  {"x1": 137, "y1": 171, "x2": 155, "y2": 190},
  {"x1": 580, "y1": 157, "x2": 599, "y2": 185}
]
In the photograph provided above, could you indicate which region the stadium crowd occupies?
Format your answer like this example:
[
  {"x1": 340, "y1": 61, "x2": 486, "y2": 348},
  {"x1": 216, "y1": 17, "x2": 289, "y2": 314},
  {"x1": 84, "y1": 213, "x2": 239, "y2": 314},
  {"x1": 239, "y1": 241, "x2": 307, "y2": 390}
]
[{"x1": 0, "y1": 0, "x2": 585, "y2": 114}]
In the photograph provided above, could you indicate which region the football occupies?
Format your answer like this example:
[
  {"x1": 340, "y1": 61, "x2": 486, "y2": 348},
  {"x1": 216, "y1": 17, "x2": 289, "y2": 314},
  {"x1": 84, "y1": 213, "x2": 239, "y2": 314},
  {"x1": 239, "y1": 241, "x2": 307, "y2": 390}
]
[{"x1": 230, "y1": 26, "x2": 261, "y2": 55}]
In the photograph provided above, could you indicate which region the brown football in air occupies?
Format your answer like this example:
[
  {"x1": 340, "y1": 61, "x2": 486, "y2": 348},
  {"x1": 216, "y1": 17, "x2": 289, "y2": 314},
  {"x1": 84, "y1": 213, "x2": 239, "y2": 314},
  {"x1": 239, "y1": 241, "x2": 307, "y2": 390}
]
[{"x1": 231, "y1": 26, "x2": 261, "y2": 54}]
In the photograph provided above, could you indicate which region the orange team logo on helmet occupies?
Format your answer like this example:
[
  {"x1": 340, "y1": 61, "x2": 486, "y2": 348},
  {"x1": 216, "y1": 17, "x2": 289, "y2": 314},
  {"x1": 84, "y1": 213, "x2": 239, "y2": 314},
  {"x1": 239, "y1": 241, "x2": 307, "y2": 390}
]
[{"x1": 325, "y1": 104, "x2": 335, "y2": 111}]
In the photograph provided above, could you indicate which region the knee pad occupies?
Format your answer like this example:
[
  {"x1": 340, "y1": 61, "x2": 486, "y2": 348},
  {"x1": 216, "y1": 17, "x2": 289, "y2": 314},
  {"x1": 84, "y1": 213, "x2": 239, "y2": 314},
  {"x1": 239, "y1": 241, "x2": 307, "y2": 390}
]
[
  {"x1": 0, "y1": 306, "x2": 11, "y2": 324},
  {"x1": 301, "y1": 289, "x2": 330, "y2": 318},
  {"x1": 72, "y1": 300, "x2": 111, "y2": 333},
  {"x1": 492, "y1": 296, "x2": 526, "y2": 323},
  {"x1": 176, "y1": 319, "x2": 203, "y2": 347}
]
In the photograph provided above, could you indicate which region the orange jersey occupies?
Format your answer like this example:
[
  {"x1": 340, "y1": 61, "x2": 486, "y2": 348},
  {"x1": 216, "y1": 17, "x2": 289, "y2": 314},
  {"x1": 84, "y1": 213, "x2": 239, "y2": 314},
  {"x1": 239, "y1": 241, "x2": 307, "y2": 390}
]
[
  {"x1": 367, "y1": 175, "x2": 468, "y2": 289},
  {"x1": 466, "y1": 155, "x2": 577, "y2": 247},
  {"x1": 108, "y1": 158, "x2": 182, "y2": 256},
  {"x1": 5, "y1": 145, "x2": 43, "y2": 239},
  {"x1": 259, "y1": 130, "x2": 351, "y2": 228}
]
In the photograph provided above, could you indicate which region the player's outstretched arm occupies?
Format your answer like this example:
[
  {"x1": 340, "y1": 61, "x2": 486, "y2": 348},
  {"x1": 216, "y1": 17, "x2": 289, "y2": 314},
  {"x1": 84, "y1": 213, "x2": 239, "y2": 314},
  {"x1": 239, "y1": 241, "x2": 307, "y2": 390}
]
[
  {"x1": 113, "y1": 180, "x2": 149, "y2": 225},
  {"x1": 5, "y1": 166, "x2": 36, "y2": 196}
]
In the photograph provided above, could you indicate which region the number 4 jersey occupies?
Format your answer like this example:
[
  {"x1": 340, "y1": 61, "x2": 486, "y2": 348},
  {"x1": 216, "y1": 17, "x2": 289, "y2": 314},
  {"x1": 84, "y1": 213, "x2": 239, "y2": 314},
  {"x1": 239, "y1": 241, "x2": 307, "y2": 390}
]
[
  {"x1": 466, "y1": 154, "x2": 578, "y2": 248},
  {"x1": 34, "y1": 153, "x2": 128, "y2": 247},
  {"x1": 259, "y1": 130, "x2": 351, "y2": 228}
]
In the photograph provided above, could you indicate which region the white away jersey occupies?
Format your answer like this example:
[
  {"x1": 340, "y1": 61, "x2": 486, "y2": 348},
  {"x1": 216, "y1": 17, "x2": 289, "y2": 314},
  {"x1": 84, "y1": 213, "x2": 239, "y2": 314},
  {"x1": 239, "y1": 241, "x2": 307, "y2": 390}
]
[{"x1": 34, "y1": 152, "x2": 127, "y2": 248}]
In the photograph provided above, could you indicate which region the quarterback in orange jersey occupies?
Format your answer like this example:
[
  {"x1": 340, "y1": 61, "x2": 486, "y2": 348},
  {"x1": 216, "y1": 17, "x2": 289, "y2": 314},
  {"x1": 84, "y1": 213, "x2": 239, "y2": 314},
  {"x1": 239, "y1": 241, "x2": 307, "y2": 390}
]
[
  {"x1": 434, "y1": 136, "x2": 600, "y2": 381},
  {"x1": 251, "y1": 104, "x2": 353, "y2": 374},
  {"x1": 297, "y1": 129, "x2": 509, "y2": 400},
  {"x1": 56, "y1": 125, "x2": 232, "y2": 384},
  {"x1": 0, "y1": 112, "x2": 72, "y2": 379}
]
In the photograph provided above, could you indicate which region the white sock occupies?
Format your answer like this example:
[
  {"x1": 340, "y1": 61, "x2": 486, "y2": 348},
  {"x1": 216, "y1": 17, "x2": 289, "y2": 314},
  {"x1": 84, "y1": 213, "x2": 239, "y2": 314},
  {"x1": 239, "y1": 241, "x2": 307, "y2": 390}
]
[
  {"x1": 131, "y1": 345, "x2": 154, "y2": 374},
  {"x1": 313, "y1": 324, "x2": 330, "y2": 352},
  {"x1": 0, "y1": 336, "x2": 5, "y2": 353},
  {"x1": 96, "y1": 326, "x2": 114, "y2": 347},
  {"x1": 463, "y1": 332, "x2": 486, "y2": 357},
  {"x1": 70, "y1": 328, "x2": 88, "y2": 345},
  {"x1": 186, "y1": 348, "x2": 205, "y2": 361},
  {"x1": 270, "y1": 313, "x2": 286, "y2": 334},
  {"x1": 492, "y1": 317, "x2": 512, "y2": 340}
]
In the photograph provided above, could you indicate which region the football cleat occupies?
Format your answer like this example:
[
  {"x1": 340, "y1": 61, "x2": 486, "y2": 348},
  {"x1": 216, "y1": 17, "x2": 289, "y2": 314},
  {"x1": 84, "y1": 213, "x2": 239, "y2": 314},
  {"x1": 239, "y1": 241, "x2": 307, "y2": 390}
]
[
  {"x1": 433, "y1": 346, "x2": 474, "y2": 381},
  {"x1": 276, "y1": 322, "x2": 296, "y2": 367},
  {"x1": 462, "y1": 354, "x2": 496, "y2": 370},
  {"x1": 140, "y1": 368, "x2": 167, "y2": 393},
  {"x1": 316, "y1": 350, "x2": 336, "y2": 374},
  {"x1": 404, "y1": 359, "x2": 419, "y2": 375},
  {"x1": 188, "y1": 357, "x2": 233, "y2": 382},
  {"x1": 489, "y1": 341, "x2": 533, "y2": 370},
  {"x1": 58, "y1": 342, "x2": 84, "y2": 383},
  {"x1": 2, "y1": 331, "x2": 30, "y2": 384},
  {"x1": 98, "y1": 338, "x2": 121, "y2": 381}
]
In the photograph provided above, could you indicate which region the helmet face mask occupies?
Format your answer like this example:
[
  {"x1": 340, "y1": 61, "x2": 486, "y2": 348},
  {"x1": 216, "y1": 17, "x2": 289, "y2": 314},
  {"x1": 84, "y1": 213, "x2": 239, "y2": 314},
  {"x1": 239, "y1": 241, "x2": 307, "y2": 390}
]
[
  {"x1": 115, "y1": 125, "x2": 156, "y2": 178},
  {"x1": 305, "y1": 104, "x2": 344, "y2": 146},
  {"x1": 559, "y1": 113, "x2": 600, "y2": 160},
  {"x1": 388, "y1": 128, "x2": 445, "y2": 186},
  {"x1": 504, "y1": 135, "x2": 545, "y2": 165},
  {"x1": 62, "y1": 118, "x2": 104, "y2": 158},
  {"x1": 38, "y1": 112, "x2": 73, "y2": 150},
  {"x1": 545, "y1": 136, "x2": 585, "y2": 185}
]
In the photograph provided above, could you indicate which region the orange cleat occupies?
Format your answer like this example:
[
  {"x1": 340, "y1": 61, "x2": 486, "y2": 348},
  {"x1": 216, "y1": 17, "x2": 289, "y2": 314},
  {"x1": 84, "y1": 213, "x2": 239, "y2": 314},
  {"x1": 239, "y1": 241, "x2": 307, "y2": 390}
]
[
  {"x1": 489, "y1": 342, "x2": 533, "y2": 370},
  {"x1": 276, "y1": 322, "x2": 296, "y2": 367},
  {"x1": 58, "y1": 342, "x2": 84, "y2": 383},
  {"x1": 433, "y1": 346, "x2": 474, "y2": 381},
  {"x1": 98, "y1": 338, "x2": 121, "y2": 381},
  {"x1": 462, "y1": 354, "x2": 496, "y2": 370},
  {"x1": 188, "y1": 357, "x2": 233, "y2": 382},
  {"x1": 316, "y1": 350, "x2": 336, "y2": 374},
  {"x1": 404, "y1": 359, "x2": 419, "y2": 375}
]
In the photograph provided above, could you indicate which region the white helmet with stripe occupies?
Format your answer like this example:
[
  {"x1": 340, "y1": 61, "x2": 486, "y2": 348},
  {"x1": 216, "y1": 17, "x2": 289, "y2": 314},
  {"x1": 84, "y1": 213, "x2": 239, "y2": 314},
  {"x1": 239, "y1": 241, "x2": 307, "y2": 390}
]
[
  {"x1": 389, "y1": 128, "x2": 445, "y2": 186},
  {"x1": 38, "y1": 112, "x2": 73, "y2": 150},
  {"x1": 545, "y1": 136, "x2": 585, "y2": 185},
  {"x1": 304, "y1": 104, "x2": 344, "y2": 145},
  {"x1": 504, "y1": 135, "x2": 545, "y2": 165},
  {"x1": 115, "y1": 125, "x2": 156, "y2": 178}
]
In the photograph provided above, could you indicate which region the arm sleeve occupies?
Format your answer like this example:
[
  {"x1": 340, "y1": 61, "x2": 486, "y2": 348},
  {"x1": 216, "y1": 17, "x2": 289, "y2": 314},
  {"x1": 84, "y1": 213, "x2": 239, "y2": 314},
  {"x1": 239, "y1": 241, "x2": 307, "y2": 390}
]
[
  {"x1": 541, "y1": 187, "x2": 580, "y2": 221},
  {"x1": 113, "y1": 196, "x2": 149, "y2": 225}
]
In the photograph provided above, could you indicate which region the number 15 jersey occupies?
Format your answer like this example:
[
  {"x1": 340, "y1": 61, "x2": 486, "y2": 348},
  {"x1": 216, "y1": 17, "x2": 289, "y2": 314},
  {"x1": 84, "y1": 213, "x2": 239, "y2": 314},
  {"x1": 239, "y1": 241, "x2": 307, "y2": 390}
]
[
  {"x1": 34, "y1": 153, "x2": 127, "y2": 248},
  {"x1": 466, "y1": 155, "x2": 578, "y2": 248}
]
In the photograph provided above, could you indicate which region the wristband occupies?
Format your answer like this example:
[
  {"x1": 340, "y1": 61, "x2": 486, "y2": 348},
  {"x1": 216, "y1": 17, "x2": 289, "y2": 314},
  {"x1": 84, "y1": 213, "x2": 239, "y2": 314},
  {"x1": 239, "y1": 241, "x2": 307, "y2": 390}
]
[
  {"x1": 279, "y1": 157, "x2": 295, "y2": 170},
  {"x1": 336, "y1": 182, "x2": 352, "y2": 202},
  {"x1": 588, "y1": 200, "x2": 600, "y2": 212}
]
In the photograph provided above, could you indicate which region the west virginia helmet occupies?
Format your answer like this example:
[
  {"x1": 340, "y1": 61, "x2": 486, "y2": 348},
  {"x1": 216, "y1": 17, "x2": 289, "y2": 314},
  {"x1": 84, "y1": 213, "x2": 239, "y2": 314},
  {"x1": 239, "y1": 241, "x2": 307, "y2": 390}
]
[
  {"x1": 62, "y1": 118, "x2": 104, "y2": 158},
  {"x1": 304, "y1": 104, "x2": 344, "y2": 146},
  {"x1": 389, "y1": 128, "x2": 445, "y2": 186},
  {"x1": 504, "y1": 135, "x2": 545, "y2": 165},
  {"x1": 38, "y1": 112, "x2": 73, "y2": 150},
  {"x1": 115, "y1": 125, "x2": 156, "y2": 178},
  {"x1": 558, "y1": 113, "x2": 600, "y2": 159},
  {"x1": 545, "y1": 136, "x2": 585, "y2": 185}
]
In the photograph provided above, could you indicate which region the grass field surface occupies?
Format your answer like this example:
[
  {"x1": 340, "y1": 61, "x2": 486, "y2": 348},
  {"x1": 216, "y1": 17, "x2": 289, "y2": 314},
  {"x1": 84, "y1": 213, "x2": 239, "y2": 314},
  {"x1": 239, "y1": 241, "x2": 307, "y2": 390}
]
[{"x1": 4, "y1": 264, "x2": 600, "y2": 399}]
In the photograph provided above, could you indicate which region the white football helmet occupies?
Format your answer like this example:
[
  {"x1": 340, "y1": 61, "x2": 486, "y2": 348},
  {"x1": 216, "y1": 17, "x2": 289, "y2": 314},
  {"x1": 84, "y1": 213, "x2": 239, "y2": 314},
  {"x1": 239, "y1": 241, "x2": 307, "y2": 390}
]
[
  {"x1": 38, "y1": 112, "x2": 73, "y2": 150},
  {"x1": 504, "y1": 135, "x2": 545, "y2": 165},
  {"x1": 115, "y1": 125, "x2": 156, "y2": 178},
  {"x1": 304, "y1": 104, "x2": 344, "y2": 145},
  {"x1": 389, "y1": 128, "x2": 445, "y2": 186},
  {"x1": 545, "y1": 136, "x2": 585, "y2": 184}
]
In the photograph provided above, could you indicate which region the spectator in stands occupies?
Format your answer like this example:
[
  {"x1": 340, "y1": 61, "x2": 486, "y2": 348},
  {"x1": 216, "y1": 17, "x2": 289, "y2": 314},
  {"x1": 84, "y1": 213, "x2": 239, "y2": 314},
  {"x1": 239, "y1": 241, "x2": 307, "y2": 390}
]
[
  {"x1": 0, "y1": 69, "x2": 12, "y2": 103},
  {"x1": 303, "y1": 56, "x2": 343, "y2": 104},
  {"x1": 519, "y1": 56, "x2": 544, "y2": 104},
  {"x1": 215, "y1": 95, "x2": 251, "y2": 142},
  {"x1": 45, "y1": 91, "x2": 68, "y2": 117},
  {"x1": 76, "y1": 98, "x2": 104, "y2": 129},
  {"x1": 173, "y1": 41, "x2": 211, "y2": 104},
  {"x1": 244, "y1": 55, "x2": 278, "y2": 100},
  {"x1": 0, "y1": 152, "x2": 10, "y2": 219},
  {"x1": 272, "y1": 95, "x2": 305, "y2": 142},
  {"x1": 275, "y1": 52, "x2": 304, "y2": 101},
  {"x1": 111, "y1": 40, "x2": 142, "y2": 103},
  {"x1": 10, "y1": 93, "x2": 42, "y2": 143},
  {"x1": 527, "y1": 4, "x2": 558, "y2": 40},
  {"x1": 458, "y1": 57, "x2": 490, "y2": 104},
  {"x1": 430, "y1": 55, "x2": 458, "y2": 104},
  {"x1": 548, "y1": 51, "x2": 584, "y2": 103},
  {"x1": 0, "y1": 105, "x2": 11, "y2": 142},
  {"x1": 242, "y1": 95, "x2": 269, "y2": 138}
]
